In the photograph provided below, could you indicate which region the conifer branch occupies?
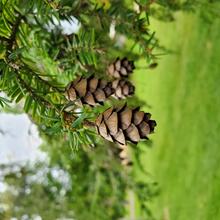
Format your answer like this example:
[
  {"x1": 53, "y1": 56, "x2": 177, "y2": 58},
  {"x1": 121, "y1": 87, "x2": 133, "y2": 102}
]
[
  {"x1": 0, "y1": 36, "x2": 10, "y2": 42},
  {"x1": 83, "y1": 120, "x2": 95, "y2": 129},
  {"x1": 15, "y1": 72, "x2": 53, "y2": 108},
  {"x1": 6, "y1": 14, "x2": 25, "y2": 56},
  {"x1": 25, "y1": 65, "x2": 64, "y2": 93}
]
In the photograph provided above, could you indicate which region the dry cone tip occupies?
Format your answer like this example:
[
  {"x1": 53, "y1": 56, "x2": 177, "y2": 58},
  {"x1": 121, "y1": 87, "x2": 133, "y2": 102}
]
[{"x1": 107, "y1": 57, "x2": 135, "y2": 78}]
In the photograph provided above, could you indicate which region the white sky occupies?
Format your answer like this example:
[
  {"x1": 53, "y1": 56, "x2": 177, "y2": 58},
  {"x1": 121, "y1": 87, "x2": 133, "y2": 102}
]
[
  {"x1": 0, "y1": 113, "x2": 46, "y2": 165},
  {"x1": 47, "y1": 16, "x2": 80, "y2": 35}
]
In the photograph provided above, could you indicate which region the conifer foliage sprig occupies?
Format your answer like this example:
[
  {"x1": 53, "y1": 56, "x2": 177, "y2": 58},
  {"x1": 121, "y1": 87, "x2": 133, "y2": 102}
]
[
  {"x1": 0, "y1": 0, "x2": 158, "y2": 149},
  {"x1": 0, "y1": 0, "x2": 161, "y2": 219}
]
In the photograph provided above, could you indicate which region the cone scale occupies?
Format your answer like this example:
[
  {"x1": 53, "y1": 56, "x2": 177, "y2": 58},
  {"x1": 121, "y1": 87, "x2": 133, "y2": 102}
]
[{"x1": 112, "y1": 79, "x2": 135, "y2": 99}]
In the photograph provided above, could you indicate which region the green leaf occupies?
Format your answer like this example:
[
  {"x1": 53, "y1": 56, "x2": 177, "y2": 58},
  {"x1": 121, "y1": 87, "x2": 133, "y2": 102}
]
[
  {"x1": 0, "y1": 96, "x2": 11, "y2": 103},
  {"x1": 15, "y1": 92, "x2": 24, "y2": 103},
  {"x1": 45, "y1": 121, "x2": 62, "y2": 134},
  {"x1": 0, "y1": 101, "x2": 4, "y2": 107},
  {"x1": 32, "y1": 100, "x2": 38, "y2": 117},
  {"x1": 39, "y1": 113, "x2": 60, "y2": 121},
  {"x1": 11, "y1": 87, "x2": 21, "y2": 100},
  {"x1": 91, "y1": 28, "x2": 95, "y2": 44},
  {"x1": 8, "y1": 47, "x2": 24, "y2": 60},
  {"x1": 72, "y1": 113, "x2": 88, "y2": 128},
  {"x1": 68, "y1": 131, "x2": 78, "y2": 151},
  {"x1": 24, "y1": 95, "x2": 32, "y2": 112},
  {"x1": 0, "y1": 96, "x2": 11, "y2": 107}
]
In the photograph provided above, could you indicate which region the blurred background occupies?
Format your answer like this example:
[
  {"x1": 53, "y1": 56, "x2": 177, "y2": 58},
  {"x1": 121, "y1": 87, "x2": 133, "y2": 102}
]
[
  {"x1": 1, "y1": 0, "x2": 220, "y2": 220},
  {"x1": 134, "y1": 7, "x2": 220, "y2": 219}
]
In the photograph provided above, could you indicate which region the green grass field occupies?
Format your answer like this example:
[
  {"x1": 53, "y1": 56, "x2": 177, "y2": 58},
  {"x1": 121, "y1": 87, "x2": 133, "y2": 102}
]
[{"x1": 134, "y1": 8, "x2": 220, "y2": 220}]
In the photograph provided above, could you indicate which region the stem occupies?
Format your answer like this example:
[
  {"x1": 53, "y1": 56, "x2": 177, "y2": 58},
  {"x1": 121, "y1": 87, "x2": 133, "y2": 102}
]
[
  {"x1": 16, "y1": 72, "x2": 52, "y2": 108},
  {"x1": 6, "y1": 14, "x2": 24, "y2": 57},
  {"x1": 15, "y1": 70, "x2": 61, "y2": 114},
  {"x1": 83, "y1": 120, "x2": 96, "y2": 129},
  {"x1": 24, "y1": 65, "x2": 64, "y2": 93},
  {"x1": 0, "y1": 36, "x2": 10, "y2": 42}
]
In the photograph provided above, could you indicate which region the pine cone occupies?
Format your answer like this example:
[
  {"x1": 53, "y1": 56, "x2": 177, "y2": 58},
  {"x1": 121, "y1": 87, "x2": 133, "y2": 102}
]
[
  {"x1": 95, "y1": 104, "x2": 156, "y2": 145},
  {"x1": 65, "y1": 76, "x2": 114, "y2": 106},
  {"x1": 112, "y1": 79, "x2": 135, "y2": 99},
  {"x1": 107, "y1": 57, "x2": 135, "y2": 78},
  {"x1": 118, "y1": 144, "x2": 133, "y2": 166}
]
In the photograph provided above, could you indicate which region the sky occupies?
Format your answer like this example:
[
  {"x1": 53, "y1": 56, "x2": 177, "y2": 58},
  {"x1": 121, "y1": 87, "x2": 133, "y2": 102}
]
[{"x1": 0, "y1": 113, "x2": 45, "y2": 164}]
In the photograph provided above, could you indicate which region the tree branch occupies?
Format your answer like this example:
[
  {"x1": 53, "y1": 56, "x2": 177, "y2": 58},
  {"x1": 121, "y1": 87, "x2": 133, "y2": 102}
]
[
  {"x1": 6, "y1": 14, "x2": 25, "y2": 57},
  {"x1": 24, "y1": 65, "x2": 64, "y2": 93},
  {"x1": 13, "y1": 70, "x2": 60, "y2": 116}
]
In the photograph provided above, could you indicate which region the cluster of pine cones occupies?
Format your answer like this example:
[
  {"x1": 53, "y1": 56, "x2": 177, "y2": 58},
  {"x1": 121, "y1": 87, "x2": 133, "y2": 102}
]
[
  {"x1": 65, "y1": 57, "x2": 135, "y2": 105},
  {"x1": 65, "y1": 57, "x2": 156, "y2": 165}
]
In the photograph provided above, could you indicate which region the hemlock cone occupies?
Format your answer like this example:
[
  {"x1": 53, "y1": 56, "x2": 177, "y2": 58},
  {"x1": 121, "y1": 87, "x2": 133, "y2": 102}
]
[
  {"x1": 65, "y1": 75, "x2": 114, "y2": 106},
  {"x1": 107, "y1": 57, "x2": 135, "y2": 78},
  {"x1": 118, "y1": 144, "x2": 133, "y2": 166},
  {"x1": 112, "y1": 79, "x2": 135, "y2": 99},
  {"x1": 0, "y1": 0, "x2": 164, "y2": 218},
  {"x1": 95, "y1": 105, "x2": 156, "y2": 145}
]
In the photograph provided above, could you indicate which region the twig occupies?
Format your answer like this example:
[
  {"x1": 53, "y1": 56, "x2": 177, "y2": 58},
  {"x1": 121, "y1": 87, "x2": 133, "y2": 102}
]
[
  {"x1": 24, "y1": 65, "x2": 64, "y2": 93},
  {"x1": 0, "y1": 36, "x2": 10, "y2": 42},
  {"x1": 15, "y1": 71, "x2": 61, "y2": 113},
  {"x1": 83, "y1": 120, "x2": 95, "y2": 129},
  {"x1": 6, "y1": 14, "x2": 25, "y2": 57}
]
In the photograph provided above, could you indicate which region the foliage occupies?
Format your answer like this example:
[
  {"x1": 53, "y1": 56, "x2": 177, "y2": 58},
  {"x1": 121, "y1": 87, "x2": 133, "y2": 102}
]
[
  {"x1": 0, "y1": 0, "x2": 163, "y2": 148},
  {"x1": 1, "y1": 0, "x2": 216, "y2": 219},
  {"x1": 0, "y1": 135, "x2": 159, "y2": 220},
  {"x1": 137, "y1": 0, "x2": 220, "y2": 22},
  {"x1": 0, "y1": 0, "x2": 164, "y2": 219},
  {"x1": 132, "y1": 2, "x2": 220, "y2": 219}
]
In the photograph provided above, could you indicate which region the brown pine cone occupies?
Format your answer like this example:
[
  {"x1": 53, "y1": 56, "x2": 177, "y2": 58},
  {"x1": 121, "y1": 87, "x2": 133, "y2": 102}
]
[
  {"x1": 112, "y1": 79, "x2": 135, "y2": 99},
  {"x1": 118, "y1": 144, "x2": 133, "y2": 166},
  {"x1": 107, "y1": 57, "x2": 135, "y2": 78},
  {"x1": 95, "y1": 104, "x2": 156, "y2": 145},
  {"x1": 65, "y1": 75, "x2": 114, "y2": 106}
]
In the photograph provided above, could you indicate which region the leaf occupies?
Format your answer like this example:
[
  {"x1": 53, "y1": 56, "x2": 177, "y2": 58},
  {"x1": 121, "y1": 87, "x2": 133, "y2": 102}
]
[
  {"x1": 91, "y1": 28, "x2": 95, "y2": 44},
  {"x1": 72, "y1": 113, "x2": 88, "y2": 129},
  {"x1": 15, "y1": 92, "x2": 24, "y2": 103},
  {"x1": 84, "y1": 129, "x2": 96, "y2": 147},
  {"x1": 0, "y1": 101, "x2": 3, "y2": 107},
  {"x1": 15, "y1": 78, "x2": 26, "y2": 95},
  {"x1": 24, "y1": 95, "x2": 32, "y2": 112},
  {"x1": 32, "y1": 100, "x2": 38, "y2": 117},
  {"x1": 11, "y1": 86, "x2": 21, "y2": 100},
  {"x1": 0, "y1": 96, "x2": 11, "y2": 107},
  {"x1": 8, "y1": 47, "x2": 24, "y2": 60},
  {"x1": 0, "y1": 96, "x2": 11, "y2": 103},
  {"x1": 68, "y1": 131, "x2": 78, "y2": 151},
  {"x1": 39, "y1": 113, "x2": 60, "y2": 121}
]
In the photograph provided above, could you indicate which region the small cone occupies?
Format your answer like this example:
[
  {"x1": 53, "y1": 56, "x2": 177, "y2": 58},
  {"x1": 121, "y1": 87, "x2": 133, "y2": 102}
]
[
  {"x1": 118, "y1": 144, "x2": 133, "y2": 167},
  {"x1": 95, "y1": 104, "x2": 156, "y2": 145},
  {"x1": 112, "y1": 79, "x2": 135, "y2": 99},
  {"x1": 107, "y1": 57, "x2": 135, "y2": 78},
  {"x1": 65, "y1": 75, "x2": 114, "y2": 106}
]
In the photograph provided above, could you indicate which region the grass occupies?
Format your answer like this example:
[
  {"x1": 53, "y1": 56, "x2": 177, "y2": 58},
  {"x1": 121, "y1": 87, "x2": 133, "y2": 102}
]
[{"x1": 133, "y1": 7, "x2": 220, "y2": 220}]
